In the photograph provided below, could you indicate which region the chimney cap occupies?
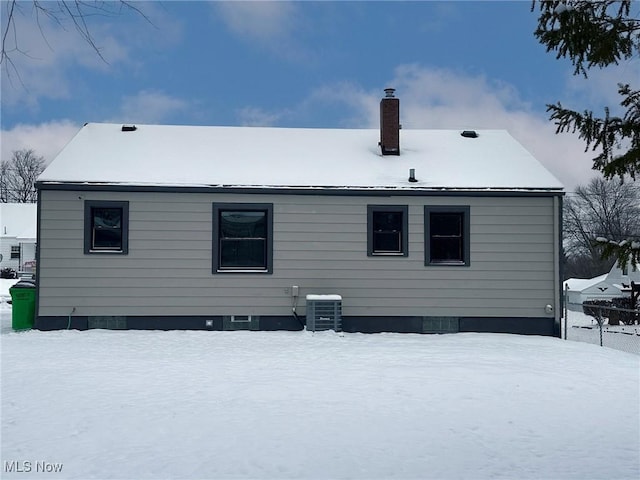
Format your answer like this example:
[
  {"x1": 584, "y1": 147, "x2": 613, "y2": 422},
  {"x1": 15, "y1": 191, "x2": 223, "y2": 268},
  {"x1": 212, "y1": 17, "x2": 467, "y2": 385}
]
[{"x1": 384, "y1": 88, "x2": 396, "y2": 98}]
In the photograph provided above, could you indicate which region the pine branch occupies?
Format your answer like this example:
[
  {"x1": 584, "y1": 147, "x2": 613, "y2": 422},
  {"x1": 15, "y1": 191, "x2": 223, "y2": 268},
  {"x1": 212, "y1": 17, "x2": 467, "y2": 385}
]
[
  {"x1": 532, "y1": 1, "x2": 638, "y2": 77},
  {"x1": 595, "y1": 237, "x2": 640, "y2": 270},
  {"x1": 546, "y1": 83, "x2": 640, "y2": 180}
]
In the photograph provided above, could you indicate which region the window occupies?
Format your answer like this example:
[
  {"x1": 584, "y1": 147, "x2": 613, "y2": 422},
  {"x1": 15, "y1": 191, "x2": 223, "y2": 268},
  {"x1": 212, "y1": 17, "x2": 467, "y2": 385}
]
[
  {"x1": 367, "y1": 205, "x2": 408, "y2": 256},
  {"x1": 213, "y1": 203, "x2": 273, "y2": 273},
  {"x1": 424, "y1": 206, "x2": 470, "y2": 266},
  {"x1": 10, "y1": 245, "x2": 20, "y2": 259},
  {"x1": 84, "y1": 201, "x2": 129, "y2": 254}
]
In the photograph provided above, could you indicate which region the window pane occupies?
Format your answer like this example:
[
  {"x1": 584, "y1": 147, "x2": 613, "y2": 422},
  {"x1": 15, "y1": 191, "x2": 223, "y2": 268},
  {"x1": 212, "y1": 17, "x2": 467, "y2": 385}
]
[
  {"x1": 84, "y1": 201, "x2": 129, "y2": 255},
  {"x1": 220, "y1": 239, "x2": 266, "y2": 268},
  {"x1": 373, "y1": 231, "x2": 401, "y2": 252},
  {"x1": 93, "y1": 208, "x2": 122, "y2": 229},
  {"x1": 214, "y1": 204, "x2": 272, "y2": 273},
  {"x1": 219, "y1": 210, "x2": 268, "y2": 268},
  {"x1": 94, "y1": 228, "x2": 122, "y2": 248},
  {"x1": 430, "y1": 212, "x2": 464, "y2": 262},
  {"x1": 431, "y1": 213, "x2": 461, "y2": 236},
  {"x1": 92, "y1": 207, "x2": 122, "y2": 249},
  {"x1": 431, "y1": 237, "x2": 463, "y2": 262},
  {"x1": 373, "y1": 211, "x2": 402, "y2": 232},
  {"x1": 372, "y1": 211, "x2": 403, "y2": 253},
  {"x1": 221, "y1": 211, "x2": 266, "y2": 238}
]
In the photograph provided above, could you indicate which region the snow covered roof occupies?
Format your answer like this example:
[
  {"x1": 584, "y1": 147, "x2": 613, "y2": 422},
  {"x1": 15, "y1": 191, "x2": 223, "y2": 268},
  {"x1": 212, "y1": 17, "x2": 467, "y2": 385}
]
[
  {"x1": 0, "y1": 203, "x2": 37, "y2": 241},
  {"x1": 564, "y1": 274, "x2": 609, "y2": 292},
  {"x1": 564, "y1": 259, "x2": 640, "y2": 294},
  {"x1": 38, "y1": 123, "x2": 564, "y2": 192}
]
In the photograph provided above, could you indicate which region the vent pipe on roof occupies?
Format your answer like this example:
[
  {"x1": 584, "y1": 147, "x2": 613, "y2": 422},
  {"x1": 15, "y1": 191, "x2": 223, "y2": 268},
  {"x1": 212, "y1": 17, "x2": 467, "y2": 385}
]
[
  {"x1": 121, "y1": 125, "x2": 137, "y2": 132},
  {"x1": 379, "y1": 88, "x2": 400, "y2": 156}
]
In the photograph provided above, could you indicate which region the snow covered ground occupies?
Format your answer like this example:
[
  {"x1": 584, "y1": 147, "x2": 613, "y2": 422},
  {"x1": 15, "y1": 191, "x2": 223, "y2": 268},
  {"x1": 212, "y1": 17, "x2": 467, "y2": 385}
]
[
  {"x1": 0, "y1": 279, "x2": 17, "y2": 310},
  {"x1": 1, "y1": 282, "x2": 639, "y2": 479}
]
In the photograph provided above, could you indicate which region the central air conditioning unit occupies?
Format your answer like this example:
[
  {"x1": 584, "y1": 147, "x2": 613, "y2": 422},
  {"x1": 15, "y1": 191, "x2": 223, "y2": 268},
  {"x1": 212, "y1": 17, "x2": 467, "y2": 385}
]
[{"x1": 305, "y1": 294, "x2": 342, "y2": 332}]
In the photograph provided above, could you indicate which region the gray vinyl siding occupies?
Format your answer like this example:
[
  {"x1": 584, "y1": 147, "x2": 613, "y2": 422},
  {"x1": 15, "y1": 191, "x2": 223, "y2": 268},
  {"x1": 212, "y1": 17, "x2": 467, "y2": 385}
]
[{"x1": 37, "y1": 189, "x2": 559, "y2": 320}]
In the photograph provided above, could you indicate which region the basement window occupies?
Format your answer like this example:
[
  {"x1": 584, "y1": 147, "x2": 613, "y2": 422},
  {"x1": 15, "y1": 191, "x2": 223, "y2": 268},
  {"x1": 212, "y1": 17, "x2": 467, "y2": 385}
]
[
  {"x1": 212, "y1": 203, "x2": 273, "y2": 273},
  {"x1": 84, "y1": 201, "x2": 129, "y2": 254},
  {"x1": 424, "y1": 206, "x2": 470, "y2": 266},
  {"x1": 367, "y1": 205, "x2": 408, "y2": 256}
]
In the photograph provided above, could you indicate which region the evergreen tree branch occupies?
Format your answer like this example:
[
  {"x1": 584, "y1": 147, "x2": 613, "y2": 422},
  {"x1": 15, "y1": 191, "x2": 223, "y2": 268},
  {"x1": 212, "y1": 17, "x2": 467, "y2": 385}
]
[{"x1": 546, "y1": 83, "x2": 640, "y2": 180}]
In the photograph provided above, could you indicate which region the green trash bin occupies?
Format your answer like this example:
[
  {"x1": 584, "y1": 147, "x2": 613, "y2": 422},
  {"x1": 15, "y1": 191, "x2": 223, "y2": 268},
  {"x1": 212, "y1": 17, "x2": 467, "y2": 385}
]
[{"x1": 10, "y1": 280, "x2": 36, "y2": 331}]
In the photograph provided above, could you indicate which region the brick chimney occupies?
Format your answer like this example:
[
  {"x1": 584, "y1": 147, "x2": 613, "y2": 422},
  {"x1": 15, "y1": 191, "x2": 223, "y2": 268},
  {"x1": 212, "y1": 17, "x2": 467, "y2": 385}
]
[{"x1": 379, "y1": 88, "x2": 400, "y2": 155}]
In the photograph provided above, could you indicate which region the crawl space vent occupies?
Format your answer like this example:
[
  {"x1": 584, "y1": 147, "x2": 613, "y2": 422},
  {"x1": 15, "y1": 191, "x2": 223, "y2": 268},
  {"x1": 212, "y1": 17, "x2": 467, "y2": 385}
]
[
  {"x1": 88, "y1": 316, "x2": 127, "y2": 329},
  {"x1": 306, "y1": 294, "x2": 342, "y2": 332}
]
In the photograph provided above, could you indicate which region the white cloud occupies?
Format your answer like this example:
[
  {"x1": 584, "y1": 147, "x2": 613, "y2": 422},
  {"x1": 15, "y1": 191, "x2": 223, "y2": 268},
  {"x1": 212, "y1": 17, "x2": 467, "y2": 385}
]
[
  {"x1": 1, "y1": 120, "x2": 80, "y2": 165},
  {"x1": 234, "y1": 81, "x2": 378, "y2": 129},
  {"x1": 1, "y1": 90, "x2": 189, "y2": 166},
  {"x1": 212, "y1": 1, "x2": 309, "y2": 62},
  {"x1": 214, "y1": 1, "x2": 297, "y2": 42},
  {"x1": 113, "y1": 91, "x2": 190, "y2": 125},
  {"x1": 237, "y1": 107, "x2": 284, "y2": 127},
  {"x1": 563, "y1": 60, "x2": 640, "y2": 115}
]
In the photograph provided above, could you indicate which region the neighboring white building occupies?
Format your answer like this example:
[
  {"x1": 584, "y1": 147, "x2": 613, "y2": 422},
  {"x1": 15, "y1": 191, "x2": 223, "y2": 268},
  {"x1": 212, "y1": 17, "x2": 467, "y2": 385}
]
[
  {"x1": 0, "y1": 203, "x2": 37, "y2": 273},
  {"x1": 564, "y1": 260, "x2": 640, "y2": 310}
]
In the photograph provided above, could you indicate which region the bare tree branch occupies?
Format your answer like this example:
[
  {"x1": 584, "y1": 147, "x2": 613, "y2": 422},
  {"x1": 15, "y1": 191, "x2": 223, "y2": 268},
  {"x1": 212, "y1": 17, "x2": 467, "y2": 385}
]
[
  {"x1": 1, "y1": 0, "x2": 152, "y2": 74},
  {"x1": 0, "y1": 149, "x2": 46, "y2": 203},
  {"x1": 563, "y1": 177, "x2": 640, "y2": 275}
]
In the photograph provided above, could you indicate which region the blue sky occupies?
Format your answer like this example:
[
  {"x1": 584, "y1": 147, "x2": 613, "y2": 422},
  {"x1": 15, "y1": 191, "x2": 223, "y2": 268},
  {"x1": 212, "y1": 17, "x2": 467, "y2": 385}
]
[{"x1": 2, "y1": 1, "x2": 639, "y2": 191}]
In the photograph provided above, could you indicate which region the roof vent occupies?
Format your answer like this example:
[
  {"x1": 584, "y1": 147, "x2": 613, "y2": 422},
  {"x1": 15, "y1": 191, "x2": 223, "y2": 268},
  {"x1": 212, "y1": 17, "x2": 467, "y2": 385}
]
[
  {"x1": 461, "y1": 130, "x2": 478, "y2": 138},
  {"x1": 121, "y1": 125, "x2": 137, "y2": 132},
  {"x1": 380, "y1": 89, "x2": 400, "y2": 156}
]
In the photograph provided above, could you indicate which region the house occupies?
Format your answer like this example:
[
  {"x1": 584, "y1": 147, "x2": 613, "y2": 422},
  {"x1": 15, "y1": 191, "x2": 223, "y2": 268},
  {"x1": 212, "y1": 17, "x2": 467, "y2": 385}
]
[
  {"x1": 564, "y1": 260, "x2": 640, "y2": 311},
  {"x1": 34, "y1": 90, "x2": 564, "y2": 335},
  {"x1": 0, "y1": 203, "x2": 37, "y2": 273}
]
